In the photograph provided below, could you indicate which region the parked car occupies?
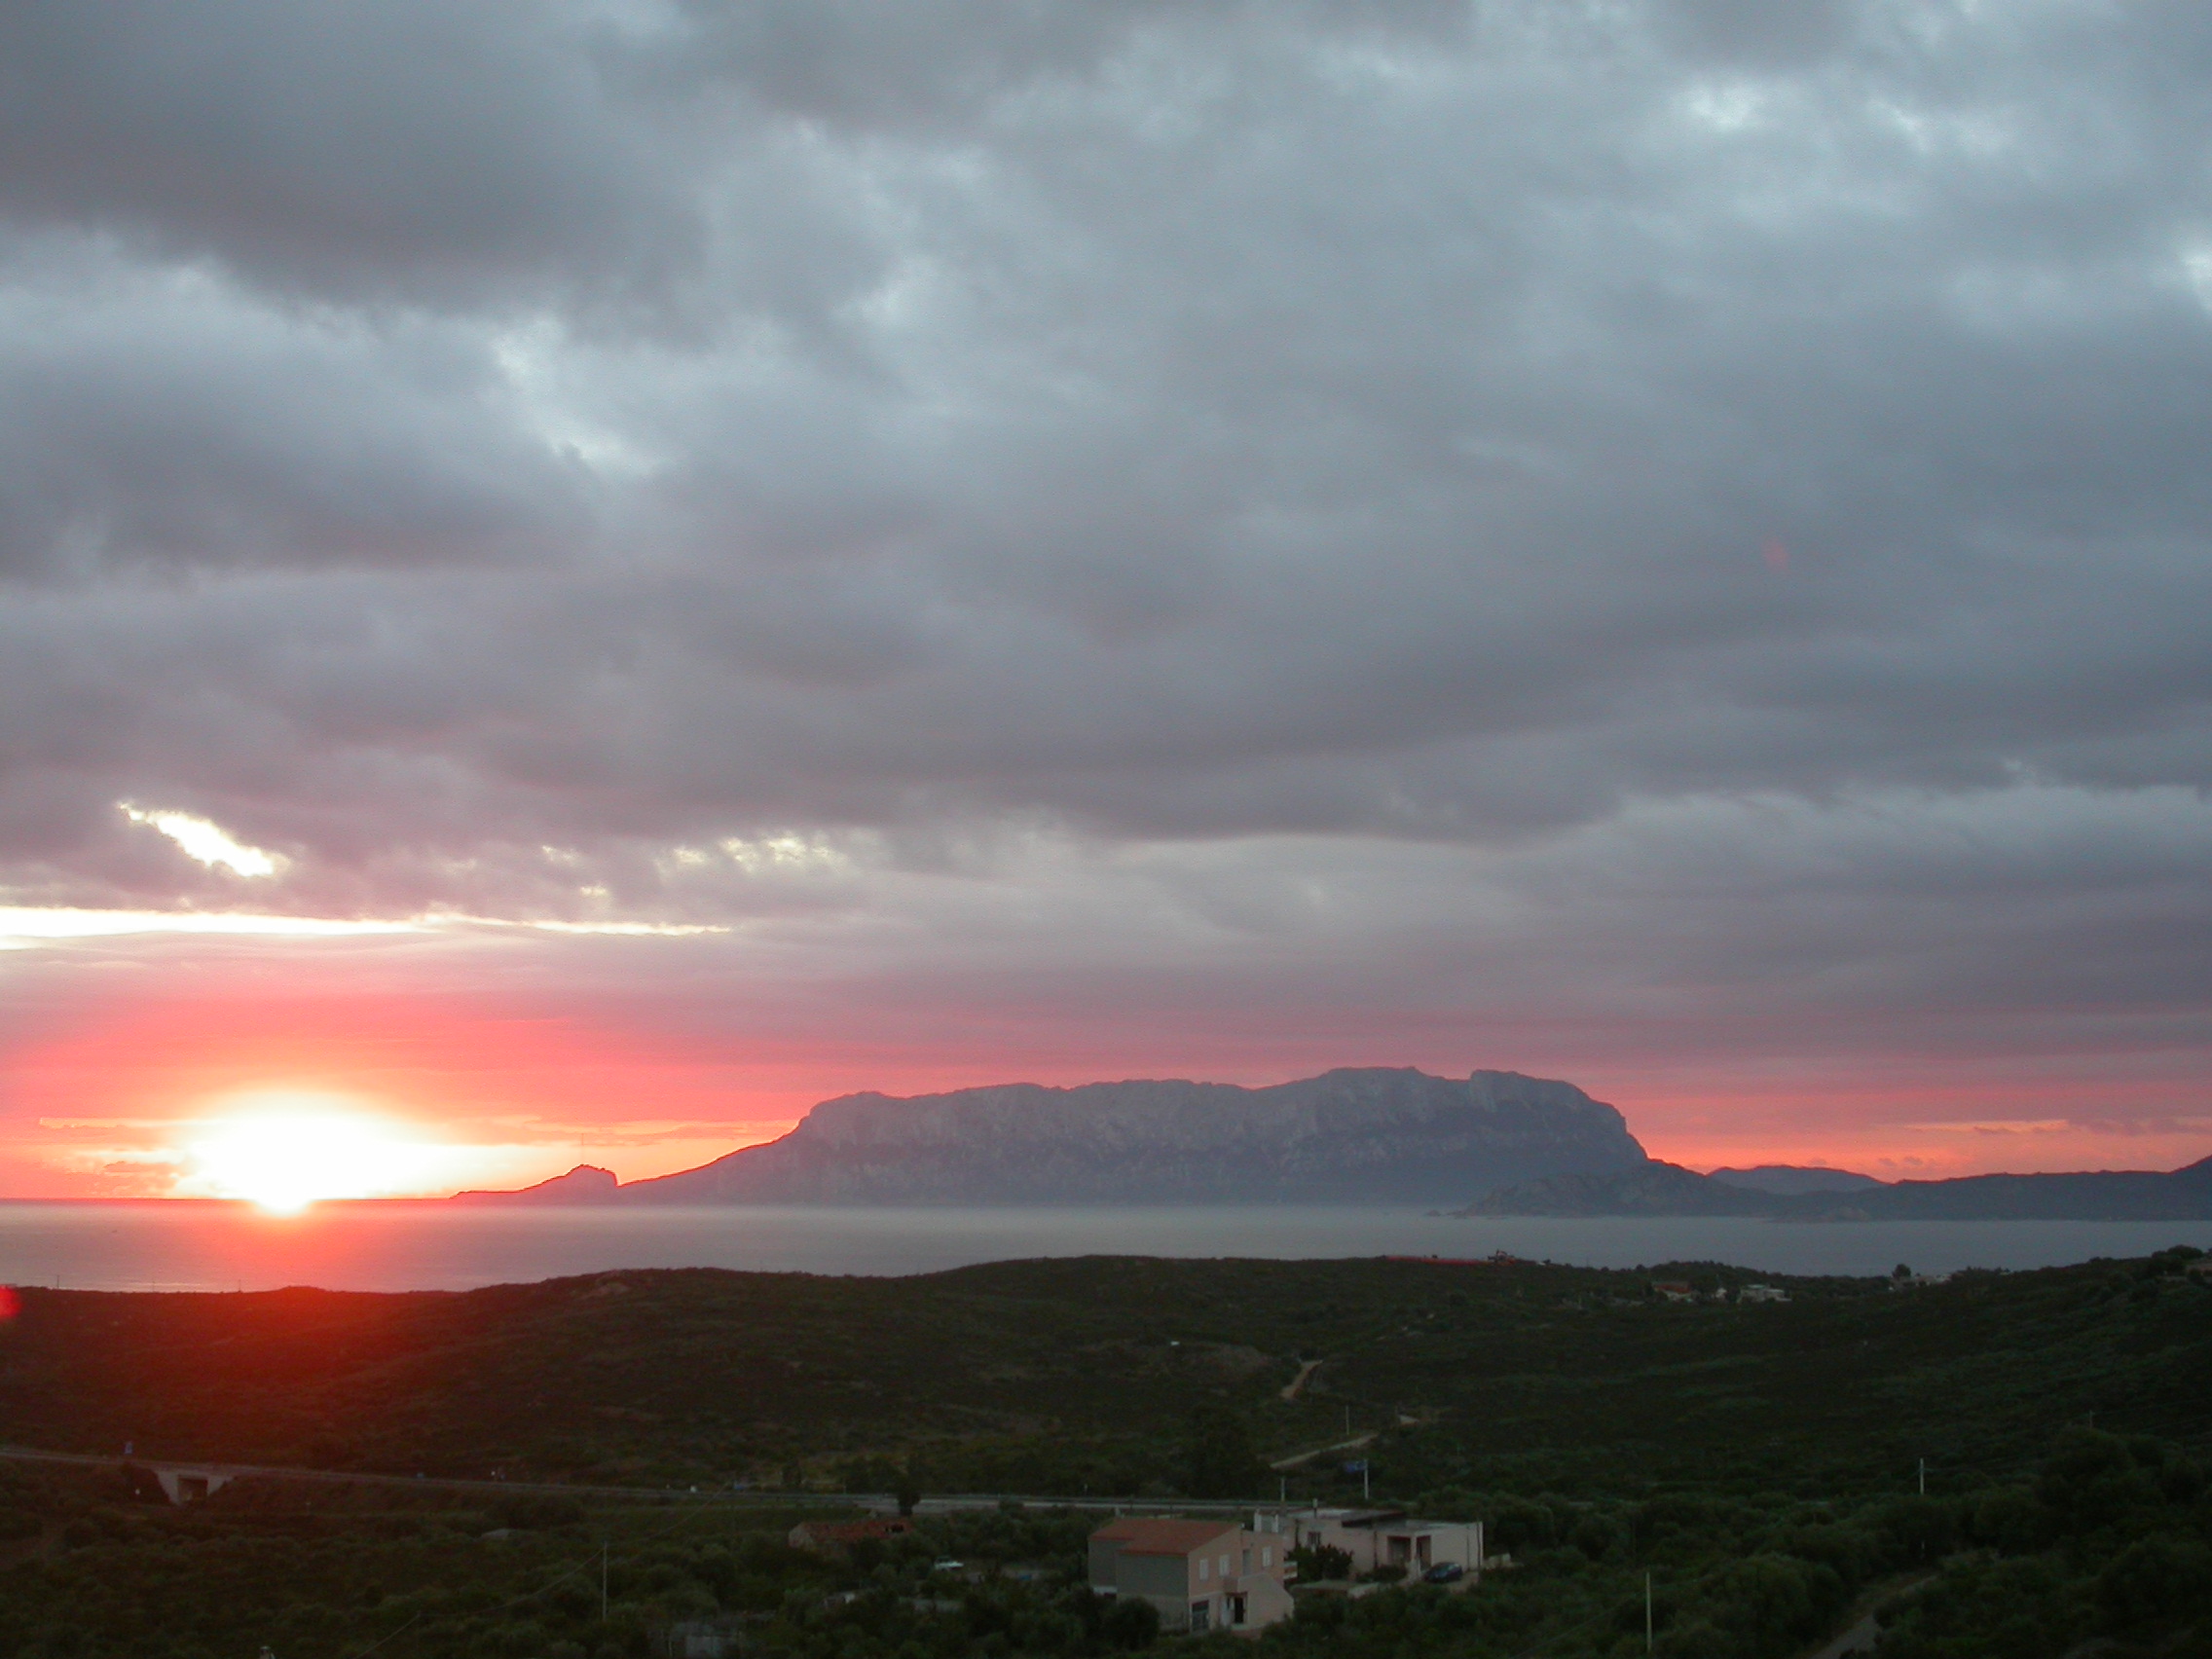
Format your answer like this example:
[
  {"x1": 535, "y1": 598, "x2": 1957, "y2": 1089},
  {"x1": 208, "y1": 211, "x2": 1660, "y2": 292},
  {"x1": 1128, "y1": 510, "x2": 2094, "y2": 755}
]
[
  {"x1": 931, "y1": 1559, "x2": 964, "y2": 1574},
  {"x1": 1422, "y1": 1563, "x2": 1465, "y2": 1584}
]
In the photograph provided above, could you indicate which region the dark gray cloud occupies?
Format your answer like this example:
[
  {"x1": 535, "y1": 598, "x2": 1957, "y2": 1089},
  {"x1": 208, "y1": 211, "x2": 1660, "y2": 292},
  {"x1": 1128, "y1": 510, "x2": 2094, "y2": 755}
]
[
  {"x1": 0, "y1": 1, "x2": 680, "y2": 306},
  {"x1": 0, "y1": 248, "x2": 594, "y2": 575},
  {"x1": 1, "y1": 0, "x2": 2210, "y2": 1105}
]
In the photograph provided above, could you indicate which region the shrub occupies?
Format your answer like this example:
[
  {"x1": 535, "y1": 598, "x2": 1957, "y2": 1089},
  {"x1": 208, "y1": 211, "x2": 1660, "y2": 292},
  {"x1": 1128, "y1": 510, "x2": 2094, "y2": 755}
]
[
  {"x1": 1968, "y1": 1486, "x2": 2053, "y2": 1555},
  {"x1": 1100, "y1": 1596, "x2": 1160, "y2": 1649},
  {"x1": 2097, "y1": 1533, "x2": 2212, "y2": 1629}
]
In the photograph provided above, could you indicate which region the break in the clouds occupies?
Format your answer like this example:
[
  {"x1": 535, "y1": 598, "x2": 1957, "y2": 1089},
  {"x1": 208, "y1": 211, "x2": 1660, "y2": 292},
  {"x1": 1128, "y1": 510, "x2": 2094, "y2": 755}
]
[{"x1": 2, "y1": 0, "x2": 2211, "y2": 1186}]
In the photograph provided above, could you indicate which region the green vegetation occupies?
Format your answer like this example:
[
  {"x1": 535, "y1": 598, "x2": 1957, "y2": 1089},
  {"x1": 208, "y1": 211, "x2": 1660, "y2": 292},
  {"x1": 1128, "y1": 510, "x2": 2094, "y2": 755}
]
[
  {"x1": 0, "y1": 1243, "x2": 2206, "y2": 1655},
  {"x1": 5, "y1": 1249, "x2": 2207, "y2": 1493}
]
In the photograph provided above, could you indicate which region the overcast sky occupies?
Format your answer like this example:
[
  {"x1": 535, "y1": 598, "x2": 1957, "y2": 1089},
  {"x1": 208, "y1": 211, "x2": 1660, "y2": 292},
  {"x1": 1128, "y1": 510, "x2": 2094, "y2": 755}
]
[{"x1": 3, "y1": 0, "x2": 2210, "y2": 1195}]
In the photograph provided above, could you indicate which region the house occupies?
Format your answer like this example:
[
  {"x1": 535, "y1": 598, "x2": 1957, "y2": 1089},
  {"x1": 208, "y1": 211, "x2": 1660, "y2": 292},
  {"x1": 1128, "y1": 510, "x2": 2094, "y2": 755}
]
[
  {"x1": 123, "y1": 1463, "x2": 236, "y2": 1505},
  {"x1": 1088, "y1": 1517, "x2": 1296, "y2": 1634},
  {"x1": 1739, "y1": 1284, "x2": 1789, "y2": 1304},
  {"x1": 1282, "y1": 1508, "x2": 1485, "y2": 1578},
  {"x1": 1651, "y1": 1281, "x2": 1696, "y2": 1303},
  {"x1": 788, "y1": 1517, "x2": 914, "y2": 1556}
]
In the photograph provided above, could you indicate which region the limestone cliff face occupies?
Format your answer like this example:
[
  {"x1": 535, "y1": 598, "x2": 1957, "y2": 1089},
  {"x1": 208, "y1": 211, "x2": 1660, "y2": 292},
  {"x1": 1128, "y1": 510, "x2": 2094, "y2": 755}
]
[{"x1": 618, "y1": 1067, "x2": 1649, "y2": 1205}]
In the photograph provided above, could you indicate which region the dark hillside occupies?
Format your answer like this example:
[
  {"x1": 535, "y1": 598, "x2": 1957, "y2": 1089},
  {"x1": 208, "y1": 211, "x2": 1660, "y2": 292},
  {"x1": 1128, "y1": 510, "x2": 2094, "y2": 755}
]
[
  {"x1": 0, "y1": 1252, "x2": 2208, "y2": 1659},
  {"x1": 1, "y1": 1252, "x2": 2205, "y2": 1498}
]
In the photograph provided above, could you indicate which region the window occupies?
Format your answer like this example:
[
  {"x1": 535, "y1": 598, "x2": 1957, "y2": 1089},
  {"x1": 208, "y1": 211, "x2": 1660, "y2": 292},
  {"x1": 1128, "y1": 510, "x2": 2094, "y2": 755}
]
[
  {"x1": 1219, "y1": 1554, "x2": 1231, "y2": 1576},
  {"x1": 1241, "y1": 1548, "x2": 1251, "y2": 1574},
  {"x1": 1190, "y1": 1603, "x2": 1210, "y2": 1634},
  {"x1": 1198, "y1": 1559, "x2": 1209, "y2": 1581},
  {"x1": 1262, "y1": 1546, "x2": 1272, "y2": 1567}
]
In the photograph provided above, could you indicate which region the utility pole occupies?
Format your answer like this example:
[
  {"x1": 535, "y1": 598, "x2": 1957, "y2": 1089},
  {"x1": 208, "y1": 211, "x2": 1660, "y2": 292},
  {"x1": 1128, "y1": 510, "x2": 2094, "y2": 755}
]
[
  {"x1": 601, "y1": 1540, "x2": 609, "y2": 1621},
  {"x1": 1917, "y1": 1457, "x2": 1926, "y2": 1497},
  {"x1": 1645, "y1": 1572, "x2": 1653, "y2": 1652},
  {"x1": 1361, "y1": 1463, "x2": 1370, "y2": 1502}
]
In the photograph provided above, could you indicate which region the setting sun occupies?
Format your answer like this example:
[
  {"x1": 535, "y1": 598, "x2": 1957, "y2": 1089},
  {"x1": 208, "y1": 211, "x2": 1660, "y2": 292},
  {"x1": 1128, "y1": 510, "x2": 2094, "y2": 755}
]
[{"x1": 179, "y1": 1093, "x2": 460, "y2": 1212}]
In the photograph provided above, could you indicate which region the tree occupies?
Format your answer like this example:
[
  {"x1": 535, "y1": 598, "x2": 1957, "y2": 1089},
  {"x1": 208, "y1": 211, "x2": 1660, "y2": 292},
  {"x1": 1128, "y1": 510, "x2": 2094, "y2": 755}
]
[
  {"x1": 1289, "y1": 1544, "x2": 1352, "y2": 1584},
  {"x1": 1181, "y1": 1407, "x2": 1263, "y2": 1498}
]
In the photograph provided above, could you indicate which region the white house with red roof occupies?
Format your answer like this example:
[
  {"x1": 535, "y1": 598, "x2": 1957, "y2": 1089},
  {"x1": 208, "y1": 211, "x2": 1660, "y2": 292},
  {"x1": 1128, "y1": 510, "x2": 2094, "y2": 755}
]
[{"x1": 1088, "y1": 1517, "x2": 1296, "y2": 1635}]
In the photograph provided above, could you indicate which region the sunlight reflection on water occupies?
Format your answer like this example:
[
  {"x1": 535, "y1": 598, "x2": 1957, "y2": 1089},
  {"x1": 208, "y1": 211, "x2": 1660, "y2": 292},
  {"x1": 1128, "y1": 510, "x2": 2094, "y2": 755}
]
[{"x1": 0, "y1": 1202, "x2": 2204, "y2": 1293}]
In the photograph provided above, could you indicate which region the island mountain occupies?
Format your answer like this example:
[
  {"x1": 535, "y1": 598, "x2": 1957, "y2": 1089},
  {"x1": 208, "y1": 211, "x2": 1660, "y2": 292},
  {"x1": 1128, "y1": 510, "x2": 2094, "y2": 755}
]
[
  {"x1": 469, "y1": 1068, "x2": 1651, "y2": 1206},
  {"x1": 449, "y1": 1074, "x2": 2212, "y2": 1219},
  {"x1": 451, "y1": 1165, "x2": 619, "y2": 1204}
]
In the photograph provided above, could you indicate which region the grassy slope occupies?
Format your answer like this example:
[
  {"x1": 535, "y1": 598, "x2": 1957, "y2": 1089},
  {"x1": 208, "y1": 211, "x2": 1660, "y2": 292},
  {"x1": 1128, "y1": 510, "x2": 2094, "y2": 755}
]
[{"x1": 0, "y1": 1254, "x2": 2205, "y2": 1497}]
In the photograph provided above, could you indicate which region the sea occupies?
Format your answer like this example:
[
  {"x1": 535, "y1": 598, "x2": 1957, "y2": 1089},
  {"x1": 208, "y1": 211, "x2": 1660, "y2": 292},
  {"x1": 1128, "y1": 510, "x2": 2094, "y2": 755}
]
[{"x1": 0, "y1": 1202, "x2": 2205, "y2": 1294}]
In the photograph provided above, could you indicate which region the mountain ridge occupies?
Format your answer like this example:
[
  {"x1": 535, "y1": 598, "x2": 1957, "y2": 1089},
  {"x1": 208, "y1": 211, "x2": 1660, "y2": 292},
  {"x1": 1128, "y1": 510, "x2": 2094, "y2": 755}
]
[
  {"x1": 447, "y1": 1070, "x2": 2212, "y2": 1218},
  {"x1": 1708, "y1": 1164, "x2": 1887, "y2": 1196},
  {"x1": 463, "y1": 1067, "x2": 1650, "y2": 1206}
]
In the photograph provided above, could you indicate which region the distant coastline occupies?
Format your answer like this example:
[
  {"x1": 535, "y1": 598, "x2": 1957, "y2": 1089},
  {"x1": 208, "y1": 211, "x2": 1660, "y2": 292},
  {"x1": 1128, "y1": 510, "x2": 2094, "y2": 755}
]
[
  {"x1": 3, "y1": 1200, "x2": 2206, "y2": 1296},
  {"x1": 1458, "y1": 1155, "x2": 2212, "y2": 1222}
]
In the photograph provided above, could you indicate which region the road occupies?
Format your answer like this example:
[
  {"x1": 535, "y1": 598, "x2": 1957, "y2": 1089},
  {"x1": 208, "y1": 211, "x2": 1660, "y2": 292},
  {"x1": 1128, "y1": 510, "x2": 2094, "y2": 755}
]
[
  {"x1": 1269, "y1": 1432, "x2": 1376, "y2": 1472},
  {"x1": 1793, "y1": 1572, "x2": 1936, "y2": 1659},
  {"x1": 1805, "y1": 1610, "x2": 1881, "y2": 1659},
  {"x1": 1279, "y1": 1358, "x2": 1324, "y2": 1401},
  {"x1": 0, "y1": 1446, "x2": 1261, "y2": 1515}
]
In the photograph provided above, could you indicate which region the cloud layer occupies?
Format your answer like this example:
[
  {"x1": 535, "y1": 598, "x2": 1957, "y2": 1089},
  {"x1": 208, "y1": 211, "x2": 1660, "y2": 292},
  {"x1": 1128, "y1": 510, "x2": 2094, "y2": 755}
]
[{"x1": 2, "y1": 1, "x2": 2210, "y2": 1187}]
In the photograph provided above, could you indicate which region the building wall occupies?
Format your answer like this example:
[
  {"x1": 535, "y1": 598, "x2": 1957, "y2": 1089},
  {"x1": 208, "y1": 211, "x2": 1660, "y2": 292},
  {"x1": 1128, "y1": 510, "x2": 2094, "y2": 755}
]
[
  {"x1": 1086, "y1": 1535, "x2": 1124, "y2": 1589},
  {"x1": 1094, "y1": 1525, "x2": 1295, "y2": 1634},
  {"x1": 1294, "y1": 1517, "x2": 1484, "y2": 1576},
  {"x1": 1119, "y1": 1550, "x2": 1198, "y2": 1604},
  {"x1": 1240, "y1": 1573, "x2": 1296, "y2": 1627}
]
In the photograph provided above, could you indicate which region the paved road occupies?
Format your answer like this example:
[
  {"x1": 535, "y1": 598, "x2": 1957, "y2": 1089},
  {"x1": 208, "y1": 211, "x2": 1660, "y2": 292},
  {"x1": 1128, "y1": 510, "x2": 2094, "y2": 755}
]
[
  {"x1": 1795, "y1": 1572, "x2": 1935, "y2": 1659},
  {"x1": 1270, "y1": 1432, "x2": 1376, "y2": 1472},
  {"x1": 1805, "y1": 1611, "x2": 1880, "y2": 1658},
  {"x1": 0, "y1": 1446, "x2": 1258, "y2": 1516},
  {"x1": 0, "y1": 1446, "x2": 802, "y2": 1505}
]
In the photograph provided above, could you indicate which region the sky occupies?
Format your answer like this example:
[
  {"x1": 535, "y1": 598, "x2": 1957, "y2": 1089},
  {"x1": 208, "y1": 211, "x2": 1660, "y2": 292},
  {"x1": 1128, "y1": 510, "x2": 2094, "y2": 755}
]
[{"x1": 2, "y1": 0, "x2": 2211, "y2": 1198}]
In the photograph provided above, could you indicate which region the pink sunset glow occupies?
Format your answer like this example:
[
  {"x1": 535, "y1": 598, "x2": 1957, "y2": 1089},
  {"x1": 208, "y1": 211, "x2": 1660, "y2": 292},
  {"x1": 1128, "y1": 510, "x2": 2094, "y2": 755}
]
[{"x1": 4, "y1": 909, "x2": 2205, "y2": 1198}]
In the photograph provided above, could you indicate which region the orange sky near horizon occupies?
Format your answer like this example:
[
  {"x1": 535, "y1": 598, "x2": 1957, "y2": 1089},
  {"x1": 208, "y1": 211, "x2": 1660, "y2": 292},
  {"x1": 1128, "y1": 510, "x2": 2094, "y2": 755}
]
[
  {"x1": 5, "y1": 972, "x2": 2208, "y2": 1200},
  {"x1": 1, "y1": 992, "x2": 807, "y2": 1199}
]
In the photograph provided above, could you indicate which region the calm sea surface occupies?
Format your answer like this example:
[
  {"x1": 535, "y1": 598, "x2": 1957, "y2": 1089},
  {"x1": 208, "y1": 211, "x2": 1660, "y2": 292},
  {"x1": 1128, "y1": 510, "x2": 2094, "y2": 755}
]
[{"x1": 1, "y1": 1202, "x2": 2206, "y2": 1293}]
